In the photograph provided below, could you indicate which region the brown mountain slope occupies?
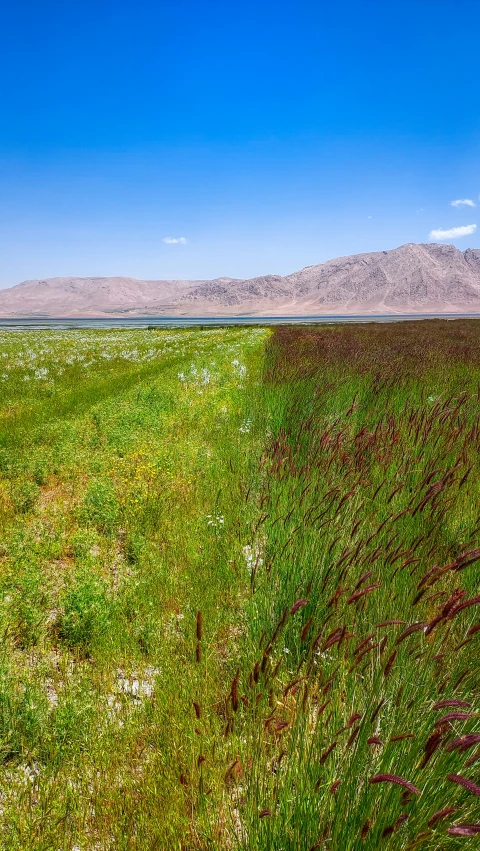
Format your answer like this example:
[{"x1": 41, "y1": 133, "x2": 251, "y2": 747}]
[{"x1": 1, "y1": 243, "x2": 479, "y2": 317}]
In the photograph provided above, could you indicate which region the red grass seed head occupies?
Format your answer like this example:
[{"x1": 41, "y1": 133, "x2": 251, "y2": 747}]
[{"x1": 369, "y1": 774, "x2": 420, "y2": 795}]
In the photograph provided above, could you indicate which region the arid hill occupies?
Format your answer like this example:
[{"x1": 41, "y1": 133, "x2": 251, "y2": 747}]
[{"x1": 1, "y1": 242, "x2": 480, "y2": 317}]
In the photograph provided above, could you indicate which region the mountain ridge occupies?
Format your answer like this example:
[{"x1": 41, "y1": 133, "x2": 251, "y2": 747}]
[{"x1": 1, "y1": 243, "x2": 480, "y2": 317}]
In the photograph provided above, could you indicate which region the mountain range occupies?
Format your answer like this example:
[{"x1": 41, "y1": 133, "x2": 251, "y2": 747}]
[{"x1": 1, "y1": 242, "x2": 480, "y2": 318}]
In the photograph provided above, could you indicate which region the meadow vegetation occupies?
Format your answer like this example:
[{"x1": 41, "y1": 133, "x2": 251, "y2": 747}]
[{"x1": 0, "y1": 321, "x2": 479, "y2": 849}]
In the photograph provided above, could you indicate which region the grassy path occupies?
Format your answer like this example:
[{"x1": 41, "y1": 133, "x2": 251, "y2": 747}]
[{"x1": 0, "y1": 327, "x2": 267, "y2": 850}]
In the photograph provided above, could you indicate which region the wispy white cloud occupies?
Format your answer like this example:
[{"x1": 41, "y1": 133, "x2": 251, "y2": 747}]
[
  {"x1": 429, "y1": 224, "x2": 477, "y2": 240},
  {"x1": 451, "y1": 199, "x2": 476, "y2": 208},
  {"x1": 163, "y1": 236, "x2": 187, "y2": 244}
]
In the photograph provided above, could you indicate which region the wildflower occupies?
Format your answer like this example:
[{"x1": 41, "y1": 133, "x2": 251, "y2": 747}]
[
  {"x1": 206, "y1": 514, "x2": 225, "y2": 531},
  {"x1": 231, "y1": 359, "x2": 247, "y2": 379},
  {"x1": 243, "y1": 543, "x2": 263, "y2": 574}
]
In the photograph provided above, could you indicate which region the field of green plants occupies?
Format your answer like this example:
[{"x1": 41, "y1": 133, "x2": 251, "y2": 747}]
[{"x1": 0, "y1": 321, "x2": 479, "y2": 850}]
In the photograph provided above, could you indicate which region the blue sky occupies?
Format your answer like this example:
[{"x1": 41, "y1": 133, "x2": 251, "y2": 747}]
[{"x1": 0, "y1": 0, "x2": 479, "y2": 287}]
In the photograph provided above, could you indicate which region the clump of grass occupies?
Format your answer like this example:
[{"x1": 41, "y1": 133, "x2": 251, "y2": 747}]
[
  {"x1": 58, "y1": 571, "x2": 113, "y2": 654},
  {"x1": 79, "y1": 478, "x2": 119, "y2": 535},
  {"x1": 10, "y1": 479, "x2": 39, "y2": 514},
  {"x1": 0, "y1": 667, "x2": 49, "y2": 763}
]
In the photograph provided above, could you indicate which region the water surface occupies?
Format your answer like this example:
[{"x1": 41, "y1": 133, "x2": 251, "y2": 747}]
[{"x1": 0, "y1": 313, "x2": 479, "y2": 330}]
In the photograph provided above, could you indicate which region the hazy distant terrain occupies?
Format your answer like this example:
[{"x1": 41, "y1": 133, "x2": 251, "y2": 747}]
[{"x1": 1, "y1": 242, "x2": 480, "y2": 317}]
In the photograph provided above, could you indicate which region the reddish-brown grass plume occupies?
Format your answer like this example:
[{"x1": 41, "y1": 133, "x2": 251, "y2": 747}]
[
  {"x1": 448, "y1": 825, "x2": 480, "y2": 835},
  {"x1": 446, "y1": 734, "x2": 480, "y2": 753},
  {"x1": 369, "y1": 774, "x2": 420, "y2": 794},
  {"x1": 447, "y1": 774, "x2": 480, "y2": 797}
]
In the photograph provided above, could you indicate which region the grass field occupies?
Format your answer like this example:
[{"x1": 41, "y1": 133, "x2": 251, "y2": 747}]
[{"x1": 0, "y1": 322, "x2": 479, "y2": 849}]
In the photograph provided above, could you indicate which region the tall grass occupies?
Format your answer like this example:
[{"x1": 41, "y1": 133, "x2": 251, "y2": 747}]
[{"x1": 220, "y1": 322, "x2": 480, "y2": 850}]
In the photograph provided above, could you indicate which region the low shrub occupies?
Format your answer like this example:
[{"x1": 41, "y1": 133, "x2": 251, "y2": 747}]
[
  {"x1": 79, "y1": 479, "x2": 119, "y2": 535},
  {"x1": 58, "y1": 572, "x2": 113, "y2": 654}
]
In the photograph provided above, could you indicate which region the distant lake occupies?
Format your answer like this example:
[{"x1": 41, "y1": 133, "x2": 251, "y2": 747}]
[{"x1": 0, "y1": 314, "x2": 479, "y2": 330}]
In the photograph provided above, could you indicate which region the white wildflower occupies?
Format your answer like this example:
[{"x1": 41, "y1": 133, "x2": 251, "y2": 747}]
[
  {"x1": 243, "y1": 543, "x2": 263, "y2": 575},
  {"x1": 206, "y1": 514, "x2": 225, "y2": 531}
]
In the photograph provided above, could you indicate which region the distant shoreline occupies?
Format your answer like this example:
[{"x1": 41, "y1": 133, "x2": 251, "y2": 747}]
[{"x1": 1, "y1": 313, "x2": 480, "y2": 330}]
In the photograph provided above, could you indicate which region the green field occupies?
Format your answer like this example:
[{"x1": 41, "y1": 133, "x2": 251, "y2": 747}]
[{"x1": 0, "y1": 322, "x2": 479, "y2": 849}]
